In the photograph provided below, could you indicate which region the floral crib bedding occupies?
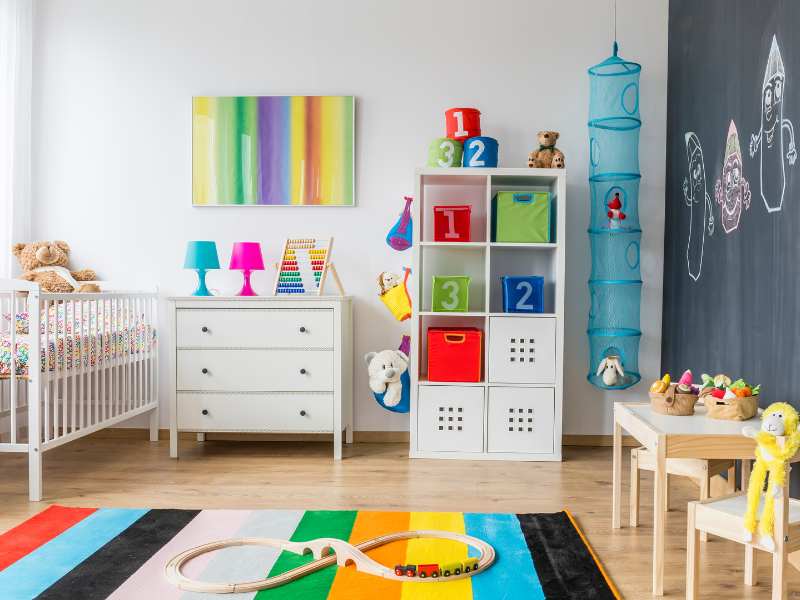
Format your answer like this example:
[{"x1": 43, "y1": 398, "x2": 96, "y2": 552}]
[{"x1": 1, "y1": 302, "x2": 156, "y2": 379}]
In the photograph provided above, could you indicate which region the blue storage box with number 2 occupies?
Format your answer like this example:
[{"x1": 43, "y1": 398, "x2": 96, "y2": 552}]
[{"x1": 502, "y1": 275, "x2": 544, "y2": 313}]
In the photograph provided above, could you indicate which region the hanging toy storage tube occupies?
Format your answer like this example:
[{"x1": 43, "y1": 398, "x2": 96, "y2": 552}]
[{"x1": 587, "y1": 43, "x2": 642, "y2": 390}]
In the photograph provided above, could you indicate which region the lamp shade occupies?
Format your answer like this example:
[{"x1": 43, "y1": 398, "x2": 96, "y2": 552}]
[
  {"x1": 229, "y1": 242, "x2": 265, "y2": 271},
  {"x1": 184, "y1": 241, "x2": 220, "y2": 270}
]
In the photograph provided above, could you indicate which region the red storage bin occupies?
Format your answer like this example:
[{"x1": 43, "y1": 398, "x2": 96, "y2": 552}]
[
  {"x1": 427, "y1": 327, "x2": 483, "y2": 382},
  {"x1": 433, "y1": 205, "x2": 472, "y2": 242},
  {"x1": 445, "y1": 107, "x2": 481, "y2": 142}
]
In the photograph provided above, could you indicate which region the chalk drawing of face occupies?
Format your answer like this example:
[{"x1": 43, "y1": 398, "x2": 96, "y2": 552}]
[
  {"x1": 683, "y1": 132, "x2": 714, "y2": 282},
  {"x1": 714, "y1": 120, "x2": 751, "y2": 234},
  {"x1": 750, "y1": 35, "x2": 797, "y2": 213}
]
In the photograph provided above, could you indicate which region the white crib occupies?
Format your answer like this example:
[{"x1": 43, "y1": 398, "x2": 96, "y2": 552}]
[{"x1": 0, "y1": 279, "x2": 159, "y2": 501}]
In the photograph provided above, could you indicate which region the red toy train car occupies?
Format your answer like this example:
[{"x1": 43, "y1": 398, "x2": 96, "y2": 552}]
[{"x1": 393, "y1": 559, "x2": 480, "y2": 578}]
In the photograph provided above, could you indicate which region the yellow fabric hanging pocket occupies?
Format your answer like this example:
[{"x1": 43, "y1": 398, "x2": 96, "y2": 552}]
[{"x1": 379, "y1": 268, "x2": 412, "y2": 322}]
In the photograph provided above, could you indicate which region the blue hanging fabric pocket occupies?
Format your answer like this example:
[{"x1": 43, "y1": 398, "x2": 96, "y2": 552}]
[{"x1": 386, "y1": 196, "x2": 413, "y2": 251}]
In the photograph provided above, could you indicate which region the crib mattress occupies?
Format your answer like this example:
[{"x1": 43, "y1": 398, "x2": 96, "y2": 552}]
[{"x1": 1, "y1": 304, "x2": 155, "y2": 379}]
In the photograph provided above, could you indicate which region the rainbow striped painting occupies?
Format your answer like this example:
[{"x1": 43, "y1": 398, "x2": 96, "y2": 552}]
[{"x1": 192, "y1": 96, "x2": 354, "y2": 206}]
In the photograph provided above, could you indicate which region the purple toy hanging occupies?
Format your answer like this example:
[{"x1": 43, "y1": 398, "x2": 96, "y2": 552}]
[{"x1": 386, "y1": 196, "x2": 413, "y2": 251}]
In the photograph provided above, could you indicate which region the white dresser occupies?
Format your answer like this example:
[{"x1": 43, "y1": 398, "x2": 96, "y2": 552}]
[{"x1": 168, "y1": 296, "x2": 353, "y2": 459}]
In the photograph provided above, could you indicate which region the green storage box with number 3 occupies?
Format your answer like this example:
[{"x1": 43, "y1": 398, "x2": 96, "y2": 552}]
[
  {"x1": 427, "y1": 137, "x2": 464, "y2": 168},
  {"x1": 431, "y1": 276, "x2": 470, "y2": 312},
  {"x1": 493, "y1": 191, "x2": 551, "y2": 242}
]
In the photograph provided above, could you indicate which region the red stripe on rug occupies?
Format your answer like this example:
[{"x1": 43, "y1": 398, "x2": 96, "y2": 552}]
[{"x1": 0, "y1": 505, "x2": 96, "y2": 571}]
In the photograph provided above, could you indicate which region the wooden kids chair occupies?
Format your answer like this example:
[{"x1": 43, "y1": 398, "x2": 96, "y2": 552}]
[
  {"x1": 630, "y1": 447, "x2": 735, "y2": 541},
  {"x1": 686, "y1": 458, "x2": 800, "y2": 599}
]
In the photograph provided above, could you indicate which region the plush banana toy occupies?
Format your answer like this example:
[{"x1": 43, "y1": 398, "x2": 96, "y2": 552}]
[{"x1": 742, "y1": 402, "x2": 800, "y2": 550}]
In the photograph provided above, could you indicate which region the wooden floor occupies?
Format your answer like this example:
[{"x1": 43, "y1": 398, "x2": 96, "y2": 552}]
[{"x1": 1, "y1": 438, "x2": 798, "y2": 599}]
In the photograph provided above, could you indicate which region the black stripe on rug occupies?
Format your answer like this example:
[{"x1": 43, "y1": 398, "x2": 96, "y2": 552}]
[
  {"x1": 517, "y1": 511, "x2": 617, "y2": 600},
  {"x1": 35, "y1": 508, "x2": 200, "y2": 600}
]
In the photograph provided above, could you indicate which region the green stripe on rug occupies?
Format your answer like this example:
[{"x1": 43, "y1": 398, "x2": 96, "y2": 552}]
[{"x1": 255, "y1": 510, "x2": 357, "y2": 599}]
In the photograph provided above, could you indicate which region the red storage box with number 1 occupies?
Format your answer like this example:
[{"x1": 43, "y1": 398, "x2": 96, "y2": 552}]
[
  {"x1": 445, "y1": 108, "x2": 481, "y2": 142},
  {"x1": 433, "y1": 205, "x2": 471, "y2": 242},
  {"x1": 427, "y1": 327, "x2": 483, "y2": 382}
]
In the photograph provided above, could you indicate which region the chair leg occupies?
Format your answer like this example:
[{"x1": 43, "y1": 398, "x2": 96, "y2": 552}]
[
  {"x1": 699, "y1": 471, "x2": 710, "y2": 542},
  {"x1": 630, "y1": 449, "x2": 640, "y2": 527},
  {"x1": 772, "y1": 549, "x2": 787, "y2": 600},
  {"x1": 686, "y1": 502, "x2": 700, "y2": 600},
  {"x1": 665, "y1": 474, "x2": 671, "y2": 512},
  {"x1": 745, "y1": 545, "x2": 757, "y2": 586}
]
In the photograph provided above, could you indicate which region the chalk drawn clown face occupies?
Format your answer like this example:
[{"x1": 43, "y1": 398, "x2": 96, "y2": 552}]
[
  {"x1": 715, "y1": 121, "x2": 751, "y2": 234},
  {"x1": 683, "y1": 132, "x2": 714, "y2": 281}
]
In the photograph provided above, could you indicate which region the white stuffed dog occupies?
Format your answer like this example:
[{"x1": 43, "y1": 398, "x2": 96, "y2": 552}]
[{"x1": 364, "y1": 349, "x2": 409, "y2": 407}]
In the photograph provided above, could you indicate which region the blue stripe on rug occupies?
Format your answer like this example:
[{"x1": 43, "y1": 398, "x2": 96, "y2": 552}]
[
  {"x1": 464, "y1": 512, "x2": 544, "y2": 600},
  {"x1": 0, "y1": 508, "x2": 147, "y2": 600}
]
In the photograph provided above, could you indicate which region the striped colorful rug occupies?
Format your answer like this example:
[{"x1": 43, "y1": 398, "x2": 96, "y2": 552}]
[{"x1": 0, "y1": 506, "x2": 619, "y2": 600}]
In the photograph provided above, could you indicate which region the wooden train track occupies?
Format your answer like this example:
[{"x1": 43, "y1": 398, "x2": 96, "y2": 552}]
[{"x1": 164, "y1": 529, "x2": 496, "y2": 593}]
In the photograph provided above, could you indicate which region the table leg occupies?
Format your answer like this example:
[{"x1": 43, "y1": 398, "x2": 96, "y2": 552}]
[
  {"x1": 742, "y1": 459, "x2": 752, "y2": 491},
  {"x1": 653, "y1": 435, "x2": 667, "y2": 596},
  {"x1": 612, "y1": 420, "x2": 622, "y2": 529}
]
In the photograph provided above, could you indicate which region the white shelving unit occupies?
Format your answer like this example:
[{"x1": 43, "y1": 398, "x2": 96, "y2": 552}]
[{"x1": 410, "y1": 167, "x2": 566, "y2": 461}]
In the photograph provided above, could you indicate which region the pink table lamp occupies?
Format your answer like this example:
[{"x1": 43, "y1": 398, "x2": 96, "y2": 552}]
[{"x1": 229, "y1": 242, "x2": 264, "y2": 296}]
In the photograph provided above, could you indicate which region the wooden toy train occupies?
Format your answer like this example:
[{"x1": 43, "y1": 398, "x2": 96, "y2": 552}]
[{"x1": 393, "y1": 558, "x2": 481, "y2": 578}]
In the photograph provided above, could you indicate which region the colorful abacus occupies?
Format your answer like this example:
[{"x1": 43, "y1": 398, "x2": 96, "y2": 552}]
[{"x1": 274, "y1": 238, "x2": 333, "y2": 295}]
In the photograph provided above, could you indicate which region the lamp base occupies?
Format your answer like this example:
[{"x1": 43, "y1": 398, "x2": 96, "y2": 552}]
[
  {"x1": 192, "y1": 269, "x2": 212, "y2": 296},
  {"x1": 236, "y1": 270, "x2": 257, "y2": 296}
]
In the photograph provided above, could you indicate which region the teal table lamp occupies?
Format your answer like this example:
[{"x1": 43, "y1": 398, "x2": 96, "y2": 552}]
[{"x1": 184, "y1": 241, "x2": 220, "y2": 296}]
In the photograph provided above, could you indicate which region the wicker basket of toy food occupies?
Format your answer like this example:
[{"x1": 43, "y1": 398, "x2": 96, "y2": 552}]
[
  {"x1": 649, "y1": 384, "x2": 697, "y2": 416},
  {"x1": 700, "y1": 389, "x2": 759, "y2": 421},
  {"x1": 698, "y1": 375, "x2": 760, "y2": 421}
]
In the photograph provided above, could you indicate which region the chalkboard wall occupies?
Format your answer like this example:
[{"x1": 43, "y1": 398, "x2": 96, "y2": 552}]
[{"x1": 663, "y1": 0, "x2": 800, "y2": 422}]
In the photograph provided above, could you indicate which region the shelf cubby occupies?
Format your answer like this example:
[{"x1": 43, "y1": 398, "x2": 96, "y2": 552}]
[{"x1": 418, "y1": 245, "x2": 486, "y2": 313}]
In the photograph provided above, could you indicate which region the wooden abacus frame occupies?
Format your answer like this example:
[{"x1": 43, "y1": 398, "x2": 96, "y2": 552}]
[{"x1": 272, "y1": 237, "x2": 345, "y2": 296}]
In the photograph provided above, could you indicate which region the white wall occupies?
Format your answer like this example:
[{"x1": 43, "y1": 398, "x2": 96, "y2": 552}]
[{"x1": 31, "y1": 0, "x2": 668, "y2": 435}]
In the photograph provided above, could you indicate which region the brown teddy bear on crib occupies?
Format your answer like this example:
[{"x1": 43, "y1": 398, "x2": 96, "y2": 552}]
[
  {"x1": 528, "y1": 131, "x2": 565, "y2": 169},
  {"x1": 12, "y1": 241, "x2": 100, "y2": 292}
]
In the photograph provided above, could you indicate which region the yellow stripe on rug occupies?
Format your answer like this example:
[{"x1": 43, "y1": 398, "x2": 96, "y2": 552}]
[{"x1": 400, "y1": 512, "x2": 472, "y2": 600}]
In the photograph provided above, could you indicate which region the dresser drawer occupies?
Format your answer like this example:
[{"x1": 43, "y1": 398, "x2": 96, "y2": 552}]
[
  {"x1": 177, "y1": 349, "x2": 333, "y2": 392},
  {"x1": 176, "y1": 309, "x2": 333, "y2": 349},
  {"x1": 177, "y1": 393, "x2": 333, "y2": 432}
]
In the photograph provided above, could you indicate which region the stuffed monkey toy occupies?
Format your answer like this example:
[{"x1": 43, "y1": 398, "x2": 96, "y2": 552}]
[{"x1": 742, "y1": 402, "x2": 800, "y2": 550}]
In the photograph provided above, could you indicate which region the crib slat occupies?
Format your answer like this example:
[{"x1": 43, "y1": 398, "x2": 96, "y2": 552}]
[
  {"x1": 10, "y1": 293, "x2": 17, "y2": 445},
  {"x1": 89, "y1": 298, "x2": 95, "y2": 425},
  {"x1": 43, "y1": 299, "x2": 50, "y2": 443}
]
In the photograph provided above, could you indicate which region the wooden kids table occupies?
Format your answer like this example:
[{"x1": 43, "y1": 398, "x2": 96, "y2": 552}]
[{"x1": 612, "y1": 401, "x2": 762, "y2": 596}]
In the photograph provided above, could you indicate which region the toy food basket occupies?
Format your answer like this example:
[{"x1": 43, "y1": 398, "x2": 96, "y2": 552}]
[
  {"x1": 700, "y1": 391, "x2": 759, "y2": 421},
  {"x1": 649, "y1": 384, "x2": 697, "y2": 416}
]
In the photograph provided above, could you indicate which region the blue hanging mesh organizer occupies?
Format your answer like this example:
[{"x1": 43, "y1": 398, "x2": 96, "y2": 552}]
[{"x1": 587, "y1": 43, "x2": 642, "y2": 390}]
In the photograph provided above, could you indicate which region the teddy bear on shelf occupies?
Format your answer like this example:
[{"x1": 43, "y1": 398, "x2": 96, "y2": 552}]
[
  {"x1": 12, "y1": 241, "x2": 100, "y2": 293},
  {"x1": 528, "y1": 131, "x2": 565, "y2": 169},
  {"x1": 607, "y1": 192, "x2": 627, "y2": 228}
]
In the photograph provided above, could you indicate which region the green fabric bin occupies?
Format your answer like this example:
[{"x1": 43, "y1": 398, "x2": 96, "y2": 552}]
[
  {"x1": 493, "y1": 191, "x2": 551, "y2": 242},
  {"x1": 431, "y1": 276, "x2": 470, "y2": 312}
]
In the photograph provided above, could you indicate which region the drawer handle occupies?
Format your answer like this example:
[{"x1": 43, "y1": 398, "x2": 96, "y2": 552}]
[
  {"x1": 201, "y1": 326, "x2": 209, "y2": 333},
  {"x1": 201, "y1": 368, "x2": 209, "y2": 374},
  {"x1": 299, "y1": 410, "x2": 307, "y2": 417},
  {"x1": 299, "y1": 326, "x2": 306, "y2": 333},
  {"x1": 299, "y1": 368, "x2": 307, "y2": 375},
  {"x1": 201, "y1": 409, "x2": 209, "y2": 416}
]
